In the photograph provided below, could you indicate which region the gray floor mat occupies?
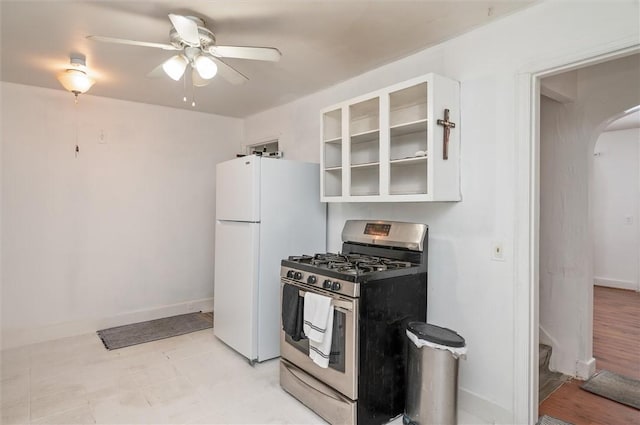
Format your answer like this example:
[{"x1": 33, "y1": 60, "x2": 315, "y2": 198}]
[
  {"x1": 536, "y1": 415, "x2": 574, "y2": 425},
  {"x1": 581, "y1": 369, "x2": 640, "y2": 410},
  {"x1": 97, "y1": 312, "x2": 213, "y2": 350}
]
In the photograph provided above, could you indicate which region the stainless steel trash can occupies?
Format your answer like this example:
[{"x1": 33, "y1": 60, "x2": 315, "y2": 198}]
[{"x1": 404, "y1": 322, "x2": 466, "y2": 425}]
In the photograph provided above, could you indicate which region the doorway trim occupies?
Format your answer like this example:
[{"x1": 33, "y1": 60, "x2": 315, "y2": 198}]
[{"x1": 513, "y1": 39, "x2": 640, "y2": 424}]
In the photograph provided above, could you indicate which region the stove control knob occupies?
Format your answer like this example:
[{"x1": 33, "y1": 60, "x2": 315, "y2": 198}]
[
  {"x1": 294, "y1": 271, "x2": 303, "y2": 280},
  {"x1": 331, "y1": 282, "x2": 341, "y2": 291},
  {"x1": 307, "y1": 275, "x2": 317, "y2": 284},
  {"x1": 323, "y1": 280, "x2": 332, "y2": 289},
  {"x1": 286, "y1": 270, "x2": 295, "y2": 279}
]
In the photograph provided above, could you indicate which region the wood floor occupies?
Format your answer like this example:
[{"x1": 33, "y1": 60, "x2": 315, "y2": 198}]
[{"x1": 538, "y1": 286, "x2": 640, "y2": 425}]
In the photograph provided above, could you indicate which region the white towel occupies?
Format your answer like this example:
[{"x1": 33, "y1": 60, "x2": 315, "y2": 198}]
[{"x1": 303, "y1": 292, "x2": 334, "y2": 368}]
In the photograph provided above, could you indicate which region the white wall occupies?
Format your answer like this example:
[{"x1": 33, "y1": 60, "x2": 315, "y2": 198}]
[
  {"x1": 539, "y1": 96, "x2": 587, "y2": 375},
  {"x1": 592, "y1": 127, "x2": 640, "y2": 290},
  {"x1": 539, "y1": 55, "x2": 640, "y2": 378},
  {"x1": 243, "y1": 1, "x2": 640, "y2": 423},
  {"x1": 1, "y1": 82, "x2": 242, "y2": 348}
]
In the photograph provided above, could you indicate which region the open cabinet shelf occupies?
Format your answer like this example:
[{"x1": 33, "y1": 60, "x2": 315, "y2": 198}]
[
  {"x1": 320, "y1": 73, "x2": 461, "y2": 202},
  {"x1": 390, "y1": 119, "x2": 428, "y2": 137}
]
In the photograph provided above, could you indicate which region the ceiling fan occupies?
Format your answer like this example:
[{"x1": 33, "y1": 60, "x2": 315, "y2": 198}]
[{"x1": 88, "y1": 13, "x2": 281, "y2": 86}]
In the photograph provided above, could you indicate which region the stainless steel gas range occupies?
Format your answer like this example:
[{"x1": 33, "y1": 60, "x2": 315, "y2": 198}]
[{"x1": 279, "y1": 220, "x2": 428, "y2": 425}]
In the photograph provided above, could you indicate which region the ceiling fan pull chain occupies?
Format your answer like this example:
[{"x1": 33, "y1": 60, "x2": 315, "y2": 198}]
[
  {"x1": 74, "y1": 99, "x2": 79, "y2": 158},
  {"x1": 182, "y1": 73, "x2": 187, "y2": 102}
]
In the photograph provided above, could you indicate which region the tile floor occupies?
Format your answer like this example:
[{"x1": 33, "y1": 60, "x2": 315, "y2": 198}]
[{"x1": 1, "y1": 330, "x2": 486, "y2": 424}]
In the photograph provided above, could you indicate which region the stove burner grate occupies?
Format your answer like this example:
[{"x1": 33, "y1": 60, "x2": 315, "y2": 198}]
[
  {"x1": 288, "y1": 255, "x2": 314, "y2": 262},
  {"x1": 288, "y1": 252, "x2": 414, "y2": 275}
]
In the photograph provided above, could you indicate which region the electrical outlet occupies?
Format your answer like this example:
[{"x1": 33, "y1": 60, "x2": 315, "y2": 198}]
[
  {"x1": 98, "y1": 130, "x2": 107, "y2": 144},
  {"x1": 624, "y1": 216, "x2": 634, "y2": 225},
  {"x1": 491, "y1": 241, "x2": 505, "y2": 261}
]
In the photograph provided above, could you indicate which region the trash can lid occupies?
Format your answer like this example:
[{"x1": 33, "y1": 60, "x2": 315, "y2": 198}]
[{"x1": 407, "y1": 322, "x2": 466, "y2": 348}]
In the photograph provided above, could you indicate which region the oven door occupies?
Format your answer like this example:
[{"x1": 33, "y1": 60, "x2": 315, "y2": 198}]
[{"x1": 280, "y1": 279, "x2": 358, "y2": 400}]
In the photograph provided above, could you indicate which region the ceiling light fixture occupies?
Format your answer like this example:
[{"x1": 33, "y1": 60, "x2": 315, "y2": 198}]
[
  {"x1": 57, "y1": 54, "x2": 95, "y2": 101},
  {"x1": 162, "y1": 55, "x2": 188, "y2": 81}
]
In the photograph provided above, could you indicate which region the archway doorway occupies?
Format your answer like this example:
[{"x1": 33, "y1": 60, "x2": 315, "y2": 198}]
[{"x1": 592, "y1": 109, "x2": 640, "y2": 293}]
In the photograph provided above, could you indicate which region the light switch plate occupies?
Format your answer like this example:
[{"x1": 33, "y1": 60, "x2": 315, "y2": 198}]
[{"x1": 491, "y1": 241, "x2": 505, "y2": 261}]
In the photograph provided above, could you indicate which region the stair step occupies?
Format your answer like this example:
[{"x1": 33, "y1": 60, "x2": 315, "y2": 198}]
[
  {"x1": 539, "y1": 344, "x2": 552, "y2": 369},
  {"x1": 538, "y1": 343, "x2": 571, "y2": 403}
]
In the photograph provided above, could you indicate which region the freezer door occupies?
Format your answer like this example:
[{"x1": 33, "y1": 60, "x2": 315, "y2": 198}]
[
  {"x1": 216, "y1": 156, "x2": 260, "y2": 222},
  {"x1": 213, "y1": 220, "x2": 260, "y2": 360}
]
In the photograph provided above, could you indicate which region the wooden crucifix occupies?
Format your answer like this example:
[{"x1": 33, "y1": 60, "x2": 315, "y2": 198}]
[{"x1": 437, "y1": 109, "x2": 456, "y2": 160}]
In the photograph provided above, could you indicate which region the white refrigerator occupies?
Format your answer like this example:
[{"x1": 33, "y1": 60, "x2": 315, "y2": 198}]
[{"x1": 213, "y1": 155, "x2": 326, "y2": 362}]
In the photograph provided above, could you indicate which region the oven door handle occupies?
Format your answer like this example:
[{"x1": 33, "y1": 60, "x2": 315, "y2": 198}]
[
  {"x1": 283, "y1": 361, "x2": 352, "y2": 404},
  {"x1": 298, "y1": 289, "x2": 353, "y2": 312},
  {"x1": 334, "y1": 306, "x2": 351, "y2": 314}
]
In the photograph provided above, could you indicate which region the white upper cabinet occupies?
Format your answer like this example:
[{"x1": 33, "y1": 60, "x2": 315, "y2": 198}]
[{"x1": 320, "y1": 73, "x2": 461, "y2": 202}]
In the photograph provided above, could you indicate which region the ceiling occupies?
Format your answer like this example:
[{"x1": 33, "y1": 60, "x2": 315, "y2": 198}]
[
  {"x1": 604, "y1": 109, "x2": 640, "y2": 131},
  {"x1": 1, "y1": 1, "x2": 535, "y2": 118}
]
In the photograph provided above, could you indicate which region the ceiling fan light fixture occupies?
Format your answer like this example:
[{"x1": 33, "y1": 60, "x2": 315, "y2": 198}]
[
  {"x1": 162, "y1": 55, "x2": 188, "y2": 81},
  {"x1": 192, "y1": 68, "x2": 211, "y2": 87},
  {"x1": 58, "y1": 69, "x2": 95, "y2": 95},
  {"x1": 57, "y1": 54, "x2": 95, "y2": 96},
  {"x1": 195, "y1": 55, "x2": 218, "y2": 79}
]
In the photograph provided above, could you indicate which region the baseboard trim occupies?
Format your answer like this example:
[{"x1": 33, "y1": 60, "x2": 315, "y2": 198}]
[
  {"x1": 576, "y1": 357, "x2": 596, "y2": 380},
  {"x1": 1, "y1": 297, "x2": 214, "y2": 349},
  {"x1": 458, "y1": 387, "x2": 514, "y2": 424},
  {"x1": 594, "y1": 277, "x2": 638, "y2": 291}
]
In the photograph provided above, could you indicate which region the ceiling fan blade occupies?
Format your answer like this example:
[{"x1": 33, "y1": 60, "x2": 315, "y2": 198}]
[
  {"x1": 147, "y1": 63, "x2": 167, "y2": 79},
  {"x1": 208, "y1": 45, "x2": 282, "y2": 62},
  {"x1": 168, "y1": 14, "x2": 200, "y2": 46},
  {"x1": 192, "y1": 68, "x2": 212, "y2": 87},
  {"x1": 210, "y1": 57, "x2": 249, "y2": 85},
  {"x1": 87, "y1": 35, "x2": 178, "y2": 50}
]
